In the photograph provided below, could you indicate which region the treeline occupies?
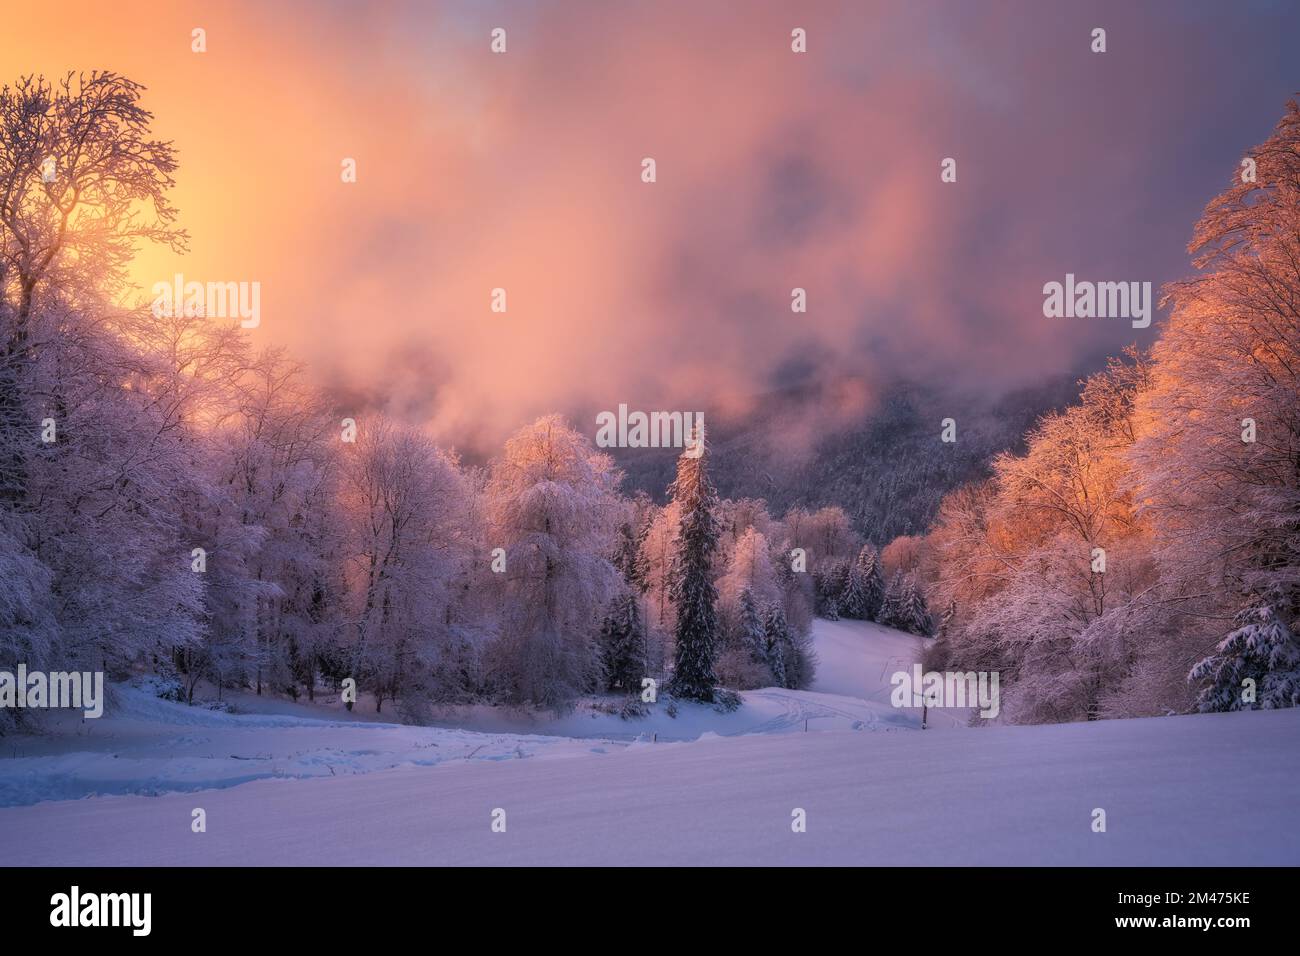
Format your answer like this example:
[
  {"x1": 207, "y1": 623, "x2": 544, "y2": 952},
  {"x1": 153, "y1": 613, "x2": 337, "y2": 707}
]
[
  {"x1": 619, "y1": 376, "x2": 1079, "y2": 545},
  {"x1": 915, "y1": 104, "x2": 1300, "y2": 723},
  {"x1": 0, "y1": 73, "x2": 866, "y2": 730}
]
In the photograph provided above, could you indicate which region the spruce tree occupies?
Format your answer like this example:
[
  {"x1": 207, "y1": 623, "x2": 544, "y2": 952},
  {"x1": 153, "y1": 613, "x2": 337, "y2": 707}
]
[
  {"x1": 840, "y1": 561, "x2": 868, "y2": 619},
  {"x1": 834, "y1": 559, "x2": 853, "y2": 606},
  {"x1": 1189, "y1": 599, "x2": 1300, "y2": 712},
  {"x1": 897, "y1": 574, "x2": 933, "y2": 636},
  {"x1": 814, "y1": 558, "x2": 851, "y2": 617},
  {"x1": 812, "y1": 566, "x2": 833, "y2": 615},
  {"x1": 737, "y1": 587, "x2": 768, "y2": 665},
  {"x1": 667, "y1": 429, "x2": 721, "y2": 701},
  {"x1": 611, "y1": 520, "x2": 648, "y2": 593},
  {"x1": 879, "y1": 571, "x2": 904, "y2": 628},
  {"x1": 600, "y1": 590, "x2": 648, "y2": 692},
  {"x1": 856, "y1": 545, "x2": 885, "y2": 621},
  {"x1": 763, "y1": 603, "x2": 794, "y2": 689}
]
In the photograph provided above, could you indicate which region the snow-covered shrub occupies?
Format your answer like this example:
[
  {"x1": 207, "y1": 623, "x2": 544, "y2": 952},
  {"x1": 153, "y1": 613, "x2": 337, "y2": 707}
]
[
  {"x1": 129, "y1": 675, "x2": 186, "y2": 702},
  {"x1": 711, "y1": 688, "x2": 743, "y2": 713},
  {"x1": 618, "y1": 696, "x2": 650, "y2": 720}
]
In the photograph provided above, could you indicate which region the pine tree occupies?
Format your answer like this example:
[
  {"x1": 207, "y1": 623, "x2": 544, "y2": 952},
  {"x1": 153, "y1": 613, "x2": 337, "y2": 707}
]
[
  {"x1": 1189, "y1": 600, "x2": 1300, "y2": 712},
  {"x1": 823, "y1": 595, "x2": 840, "y2": 621},
  {"x1": 762, "y1": 603, "x2": 790, "y2": 688},
  {"x1": 600, "y1": 590, "x2": 648, "y2": 692},
  {"x1": 856, "y1": 545, "x2": 885, "y2": 621},
  {"x1": 666, "y1": 429, "x2": 721, "y2": 701}
]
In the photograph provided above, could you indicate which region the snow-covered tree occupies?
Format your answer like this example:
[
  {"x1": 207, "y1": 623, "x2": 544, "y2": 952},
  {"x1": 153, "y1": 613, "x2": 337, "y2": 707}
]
[
  {"x1": 894, "y1": 574, "x2": 933, "y2": 636},
  {"x1": 718, "y1": 527, "x2": 779, "y2": 619},
  {"x1": 1189, "y1": 599, "x2": 1300, "y2": 712},
  {"x1": 761, "y1": 602, "x2": 815, "y2": 689},
  {"x1": 736, "y1": 588, "x2": 767, "y2": 663},
  {"x1": 485, "y1": 415, "x2": 622, "y2": 709},
  {"x1": 803, "y1": 506, "x2": 859, "y2": 567},
  {"x1": 1132, "y1": 103, "x2": 1300, "y2": 659},
  {"x1": 667, "y1": 429, "x2": 721, "y2": 702},
  {"x1": 839, "y1": 560, "x2": 868, "y2": 619},
  {"x1": 936, "y1": 600, "x2": 957, "y2": 642},
  {"x1": 599, "y1": 590, "x2": 648, "y2": 693},
  {"x1": 922, "y1": 348, "x2": 1160, "y2": 721},
  {"x1": 639, "y1": 500, "x2": 679, "y2": 632},
  {"x1": 762, "y1": 603, "x2": 790, "y2": 689},
  {"x1": 611, "y1": 520, "x2": 645, "y2": 592},
  {"x1": 841, "y1": 544, "x2": 884, "y2": 620},
  {"x1": 201, "y1": 351, "x2": 342, "y2": 699},
  {"x1": 1, "y1": 73, "x2": 185, "y2": 511},
  {"x1": 716, "y1": 526, "x2": 782, "y2": 688},
  {"x1": 856, "y1": 544, "x2": 886, "y2": 621},
  {"x1": 0, "y1": 523, "x2": 57, "y2": 733},
  {"x1": 717, "y1": 585, "x2": 771, "y2": 689},
  {"x1": 880, "y1": 534, "x2": 926, "y2": 580},
  {"x1": 814, "y1": 558, "x2": 851, "y2": 617},
  {"x1": 878, "y1": 571, "x2": 905, "y2": 629},
  {"x1": 0, "y1": 74, "x2": 211, "y2": 682},
  {"x1": 340, "y1": 418, "x2": 477, "y2": 712}
]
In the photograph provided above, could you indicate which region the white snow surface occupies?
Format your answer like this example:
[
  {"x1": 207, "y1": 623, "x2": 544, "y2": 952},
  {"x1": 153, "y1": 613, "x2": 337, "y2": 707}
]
[
  {"x1": 2, "y1": 618, "x2": 1297, "y2": 865},
  {"x1": 0, "y1": 619, "x2": 929, "y2": 808}
]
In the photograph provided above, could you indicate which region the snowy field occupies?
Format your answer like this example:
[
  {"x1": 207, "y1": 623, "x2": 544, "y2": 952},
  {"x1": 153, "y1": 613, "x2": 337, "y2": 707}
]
[
  {"x1": 2, "y1": 619, "x2": 1297, "y2": 865},
  {"x1": 0, "y1": 619, "x2": 933, "y2": 808}
]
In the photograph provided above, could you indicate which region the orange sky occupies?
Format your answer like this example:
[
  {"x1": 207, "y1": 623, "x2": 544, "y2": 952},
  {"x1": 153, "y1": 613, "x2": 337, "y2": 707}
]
[{"x1": 7, "y1": 0, "x2": 1299, "y2": 453}]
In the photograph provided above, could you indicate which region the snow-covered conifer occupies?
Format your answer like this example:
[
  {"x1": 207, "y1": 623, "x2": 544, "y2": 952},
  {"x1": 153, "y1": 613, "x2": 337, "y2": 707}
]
[
  {"x1": 600, "y1": 590, "x2": 648, "y2": 692},
  {"x1": 856, "y1": 545, "x2": 886, "y2": 621},
  {"x1": 1189, "y1": 599, "x2": 1300, "y2": 712},
  {"x1": 667, "y1": 429, "x2": 721, "y2": 701}
]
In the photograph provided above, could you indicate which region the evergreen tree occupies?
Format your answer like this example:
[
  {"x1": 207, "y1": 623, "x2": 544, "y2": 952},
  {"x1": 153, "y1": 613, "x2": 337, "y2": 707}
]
[
  {"x1": 823, "y1": 595, "x2": 840, "y2": 621},
  {"x1": 834, "y1": 559, "x2": 853, "y2": 606},
  {"x1": 1189, "y1": 599, "x2": 1300, "y2": 712},
  {"x1": 784, "y1": 622, "x2": 818, "y2": 690},
  {"x1": 896, "y1": 574, "x2": 933, "y2": 636},
  {"x1": 812, "y1": 566, "x2": 833, "y2": 615},
  {"x1": 667, "y1": 429, "x2": 721, "y2": 701},
  {"x1": 840, "y1": 561, "x2": 868, "y2": 619},
  {"x1": 611, "y1": 519, "x2": 648, "y2": 593},
  {"x1": 856, "y1": 545, "x2": 886, "y2": 621},
  {"x1": 737, "y1": 587, "x2": 768, "y2": 665},
  {"x1": 879, "y1": 571, "x2": 905, "y2": 628},
  {"x1": 600, "y1": 590, "x2": 648, "y2": 692},
  {"x1": 813, "y1": 558, "x2": 851, "y2": 617},
  {"x1": 763, "y1": 603, "x2": 794, "y2": 689}
]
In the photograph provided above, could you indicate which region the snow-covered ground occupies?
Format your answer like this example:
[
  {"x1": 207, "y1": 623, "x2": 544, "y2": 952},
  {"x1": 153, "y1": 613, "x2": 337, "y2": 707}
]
[
  {"x1": 2, "y1": 619, "x2": 1297, "y2": 865},
  {"x1": 0, "y1": 619, "x2": 929, "y2": 807}
]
